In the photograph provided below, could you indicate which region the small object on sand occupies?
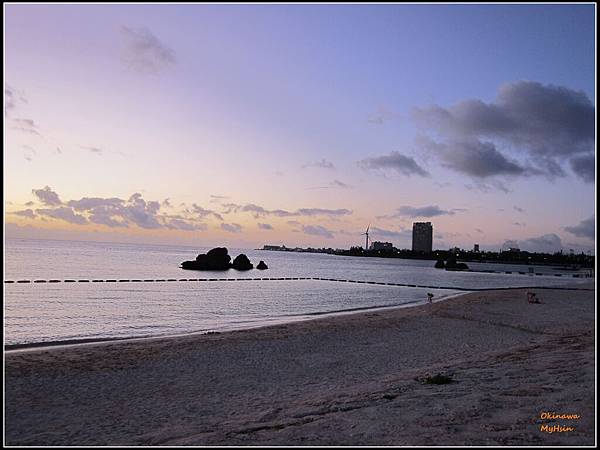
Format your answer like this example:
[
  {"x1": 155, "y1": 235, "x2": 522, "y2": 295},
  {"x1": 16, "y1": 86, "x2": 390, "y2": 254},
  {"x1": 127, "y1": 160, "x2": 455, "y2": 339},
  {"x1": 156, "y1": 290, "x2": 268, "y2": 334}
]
[
  {"x1": 416, "y1": 373, "x2": 454, "y2": 385},
  {"x1": 427, "y1": 293, "x2": 434, "y2": 303},
  {"x1": 527, "y1": 291, "x2": 541, "y2": 304}
]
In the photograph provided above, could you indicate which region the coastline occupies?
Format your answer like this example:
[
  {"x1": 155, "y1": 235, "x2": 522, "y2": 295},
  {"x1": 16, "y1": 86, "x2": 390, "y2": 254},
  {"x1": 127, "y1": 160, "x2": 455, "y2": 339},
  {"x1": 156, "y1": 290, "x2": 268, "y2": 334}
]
[
  {"x1": 4, "y1": 289, "x2": 467, "y2": 353},
  {"x1": 5, "y1": 281, "x2": 595, "y2": 445}
]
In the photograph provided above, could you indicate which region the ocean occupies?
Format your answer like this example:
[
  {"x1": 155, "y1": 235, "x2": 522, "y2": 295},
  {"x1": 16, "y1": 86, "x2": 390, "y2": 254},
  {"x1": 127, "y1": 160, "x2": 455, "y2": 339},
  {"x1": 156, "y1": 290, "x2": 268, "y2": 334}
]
[{"x1": 4, "y1": 238, "x2": 590, "y2": 347}]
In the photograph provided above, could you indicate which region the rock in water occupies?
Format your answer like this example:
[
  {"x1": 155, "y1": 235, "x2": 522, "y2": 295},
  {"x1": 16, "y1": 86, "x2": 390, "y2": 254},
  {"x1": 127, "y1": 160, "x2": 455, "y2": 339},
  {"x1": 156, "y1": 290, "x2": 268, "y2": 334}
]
[
  {"x1": 444, "y1": 256, "x2": 469, "y2": 271},
  {"x1": 232, "y1": 254, "x2": 253, "y2": 270},
  {"x1": 181, "y1": 247, "x2": 232, "y2": 270},
  {"x1": 256, "y1": 260, "x2": 268, "y2": 270}
]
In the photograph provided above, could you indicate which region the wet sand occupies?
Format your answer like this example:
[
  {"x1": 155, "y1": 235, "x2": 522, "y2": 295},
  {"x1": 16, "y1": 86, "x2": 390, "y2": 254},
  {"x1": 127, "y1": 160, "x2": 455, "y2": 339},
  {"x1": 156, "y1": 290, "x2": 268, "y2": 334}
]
[{"x1": 5, "y1": 282, "x2": 595, "y2": 445}]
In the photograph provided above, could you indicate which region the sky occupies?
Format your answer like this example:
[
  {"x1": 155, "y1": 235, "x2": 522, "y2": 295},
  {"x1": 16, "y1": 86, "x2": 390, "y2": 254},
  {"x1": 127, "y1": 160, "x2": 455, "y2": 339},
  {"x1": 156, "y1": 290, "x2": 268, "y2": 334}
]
[{"x1": 4, "y1": 4, "x2": 596, "y2": 253}]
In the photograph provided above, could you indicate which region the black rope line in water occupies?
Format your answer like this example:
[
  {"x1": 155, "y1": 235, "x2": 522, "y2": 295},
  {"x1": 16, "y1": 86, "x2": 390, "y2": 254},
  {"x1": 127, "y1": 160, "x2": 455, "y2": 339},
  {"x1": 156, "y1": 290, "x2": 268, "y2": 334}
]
[{"x1": 2, "y1": 277, "x2": 594, "y2": 291}]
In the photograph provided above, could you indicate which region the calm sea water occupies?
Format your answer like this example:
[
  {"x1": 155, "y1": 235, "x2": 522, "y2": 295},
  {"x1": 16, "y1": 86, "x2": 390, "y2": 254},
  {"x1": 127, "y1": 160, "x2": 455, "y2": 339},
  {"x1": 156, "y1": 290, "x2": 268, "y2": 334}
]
[{"x1": 4, "y1": 238, "x2": 589, "y2": 346}]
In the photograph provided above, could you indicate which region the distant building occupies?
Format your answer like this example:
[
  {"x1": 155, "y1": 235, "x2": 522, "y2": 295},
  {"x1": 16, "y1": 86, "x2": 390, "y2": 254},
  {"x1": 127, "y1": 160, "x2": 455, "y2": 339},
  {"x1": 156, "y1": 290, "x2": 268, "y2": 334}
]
[
  {"x1": 412, "y1": 222, "x2": 433, "y2": 253},
  {"x1": 263, "y1": 245, "x2": 286, "y2": 251},
  {"x1": 474, "y1": 244, "x2": 480, "y2": 252},
  {"x1": 370, "y1": 241, "x2": 393, "y2": 251}
]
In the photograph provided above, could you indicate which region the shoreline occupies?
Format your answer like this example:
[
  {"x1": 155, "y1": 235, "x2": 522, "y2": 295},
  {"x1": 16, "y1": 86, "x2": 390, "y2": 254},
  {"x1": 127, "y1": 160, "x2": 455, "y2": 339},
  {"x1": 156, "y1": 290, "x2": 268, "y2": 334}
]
[
  {"x1": 5, "y1": 283, "x2": 592, "y2": 353},
  {"x1": 5, "y1": 289, "x2": 468, "y2": 353},
  {"x1": 5, "y1": 281, "x2": 595, "y2": 445}
]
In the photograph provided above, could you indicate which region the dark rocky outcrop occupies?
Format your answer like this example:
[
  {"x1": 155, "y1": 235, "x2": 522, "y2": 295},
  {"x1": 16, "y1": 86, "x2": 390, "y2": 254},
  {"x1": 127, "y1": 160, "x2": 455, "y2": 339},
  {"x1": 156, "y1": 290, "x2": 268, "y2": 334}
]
[
  {"x1": 232, "y1": 254, "x2": 253, "y2": 271},
  {"x1": 444, "y1": 256, "x2": 469, "y2": 271},
  {"x1": 434, "y1": 259, "x2": 445, "y2": 269},
  {"x1": 181, "y1": 247, "x2": 232, "y2": 271},
  {"x1": 256, "y1": 260, "x2": 268, "y2": 270}
]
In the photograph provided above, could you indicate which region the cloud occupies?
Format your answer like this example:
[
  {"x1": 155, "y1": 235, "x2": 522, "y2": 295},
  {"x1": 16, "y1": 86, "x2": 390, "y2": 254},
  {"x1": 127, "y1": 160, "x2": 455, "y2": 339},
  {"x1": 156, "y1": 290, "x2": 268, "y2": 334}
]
[
  {"x1": 296, "y1": 208, "x2": 351, "y2": 217},
  {"x1": 221, "y1": 223, "x2": 242, "y2": 233},
  {"x1": 417, "y1": 135, "x2": 528, "y2": 178},
  {"x1": 307, "y1": 180, "x2": 353, "y2": 190},
  {"x1": 513, "y1": 206, "x2": 525, "y2": 213},
  {"x1": 464, "y1": 180, "x2": 512, "y2": 194},
  {"x1": 12, "y1": 118, "x2": 41, "y2": 136},
  {"x1": 369, "y1": 227, "x2": 411, "y2": 239},
  {"x1": 258, "y1": 223, "x2": 273, "y2": 230},
  {"x1": 164, "y1": 218, "x2": 207, "y2": 231},
  {"x1": 302, "y1": 225, "x2": 335, "y2": 239},
  {"x1": 81, "y1": 145, "x2": 104, "y2": 155},
  {"x1": 222, "y1": 202, "x2": 352, "y2": 218},
  {"x1": 330, "y1": 179, "x2": 351, "y2": 189},
  {"x1": 569, "y1": 153, "x2": 595, "y2": 183},
  {"x1": 209, "y1": 195, "x2": 230, "y2": 203},
  {"x1": 10, "y1": 209, "x2": 36, "y2": 219},
  {"x1": 413, "y1": 81, "x2": 595, "y2": 182},
  {"x1": 32, "y1": 186, "x2": 62, "y2": 206},
  {"x1": 564, "y1": 216, "x2": 594, "y2": 240},
  {"x1": 191, "y1": 203, "x2": 223, "y2": 221},
  {"x1": 391, "y1": 205, "x2": 458, "y2": 218},
  {"x1": 22, "y1": 145, "x2": 36, "y2": 162},
  {"x1": 36, "y1": 207, "x2": 88, "y2": 225},
  {"x1": 5, "y1": 85, "x2": 27, "y2": 116},
  {"x1": 34, "y1": 189, "x2": 208, "y2": 231},
  {"x1": 358, "y1": 151, "x2": 429, "y2": 177},
  {"x1": 302, "y1": 159, "x2": 335, "y2": 170},
  {"x1": 513, "y1": 222, "x2": 526, "y2": 227},
  {"x1": 121, "y1": 26, "x2": 176, "y2": 74},
  {"x1": 502, "y1": 234, "x2": 564, "y2": 253},
  {"x1": 368, "y1": 106, "x2": 396, "y2": 125}
]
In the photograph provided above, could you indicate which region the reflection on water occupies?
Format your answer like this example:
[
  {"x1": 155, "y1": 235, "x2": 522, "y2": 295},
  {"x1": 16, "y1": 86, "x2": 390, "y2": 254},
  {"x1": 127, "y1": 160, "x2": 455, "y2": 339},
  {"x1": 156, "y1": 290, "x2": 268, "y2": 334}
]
[{"x1": 4, "y1": 239, "x2": 589, "y2": 346}]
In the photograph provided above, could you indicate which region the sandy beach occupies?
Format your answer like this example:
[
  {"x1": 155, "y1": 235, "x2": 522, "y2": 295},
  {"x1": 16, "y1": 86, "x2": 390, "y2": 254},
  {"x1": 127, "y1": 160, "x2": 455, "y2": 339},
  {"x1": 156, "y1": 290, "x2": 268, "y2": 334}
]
[{"x1": 5, "y1": 282, "x2": 595, "y2": 446}]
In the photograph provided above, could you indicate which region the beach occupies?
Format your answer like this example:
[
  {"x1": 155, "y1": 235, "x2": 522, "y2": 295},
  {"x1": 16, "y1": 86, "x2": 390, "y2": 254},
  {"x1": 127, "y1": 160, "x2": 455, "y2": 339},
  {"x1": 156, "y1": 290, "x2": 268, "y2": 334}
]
[{"x1": 5, "y1": 282, "x2": 595, "y2": 446}]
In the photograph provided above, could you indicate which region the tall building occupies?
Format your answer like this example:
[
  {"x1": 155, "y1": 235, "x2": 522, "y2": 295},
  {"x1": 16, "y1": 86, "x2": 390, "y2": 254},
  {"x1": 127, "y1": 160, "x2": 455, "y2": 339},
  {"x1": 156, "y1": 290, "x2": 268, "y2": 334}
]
[
  {"x1": 412, "y1": 222, "x2": 433, "y2": 253},
  {"x1": 474, "y1": 244, "x2": 480, "y2": 252}
]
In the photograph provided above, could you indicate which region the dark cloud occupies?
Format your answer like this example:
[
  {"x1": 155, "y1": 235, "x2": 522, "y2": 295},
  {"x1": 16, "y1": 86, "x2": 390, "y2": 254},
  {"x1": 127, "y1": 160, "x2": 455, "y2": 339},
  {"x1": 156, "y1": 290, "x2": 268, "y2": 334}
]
[
  {"x1": 191, "y1": 203, "x2": 223, "y2": 221},
  {"x1": 413, "y1": 81, "x2": 595, "y2": 182},
  {"x1": 258, "y1": 223, "x2": 273, "y2": 230},
  {"x1": 34, "y1": 189, "x2": 209, "y2": 231},
  {"x1": 464, "y1": 180, "x2": 512, "y2": 194},
  {"x1": 302, "y1": 159, "x2": 335, "y2": 170},
  {"x1": 36, "y1": 207, "x2": 88, "y2": 225},
  {"x1": 385, "y1": 205, "x2": 458, "y2": 218},
  {"x1": 513, "y1": 222, "x2": 526, "y2": 227},
  {"x1": 10, "y1": 209, "x2": 36, "y2": 219},
  {"x1": 302, "y1": 225, "x2": 335, "y2": 239},
  {"x1": 32, "y1": 186, "x2": 62, "y2": 206},
  {"x1": 513, "y1": 206, "x2": 525, "y2": 213},
  {"x1": 222, "y1": 203, "x2": 352, "y2": 218},
  {"x1": 221, "y1": 223, "x2": 242, "y2": 233},
  {"x1": 296, "y1": 208, "x2": 351, "y2": 217},
  {"x1": 358, "y1": 151, "x2": 429, "y2": 177},
  {"x1": 121, "y1": 26, "x2": 176, "y2": 74},
  {"x1": 502, "y1": 234, "x2": 563, "y2": 253},
  {"x1": 330, "y1": 180, "x2": 351, "y2": 189},
  {"x1": 418, "y1": 136, "x2": 528, "y2": 178},
  {"x1": 569, "y1": 153, "x2": 595, "y2": 183},
  {"x1": 564, "y1": 216, "x2": 594, "y2": 240}
]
